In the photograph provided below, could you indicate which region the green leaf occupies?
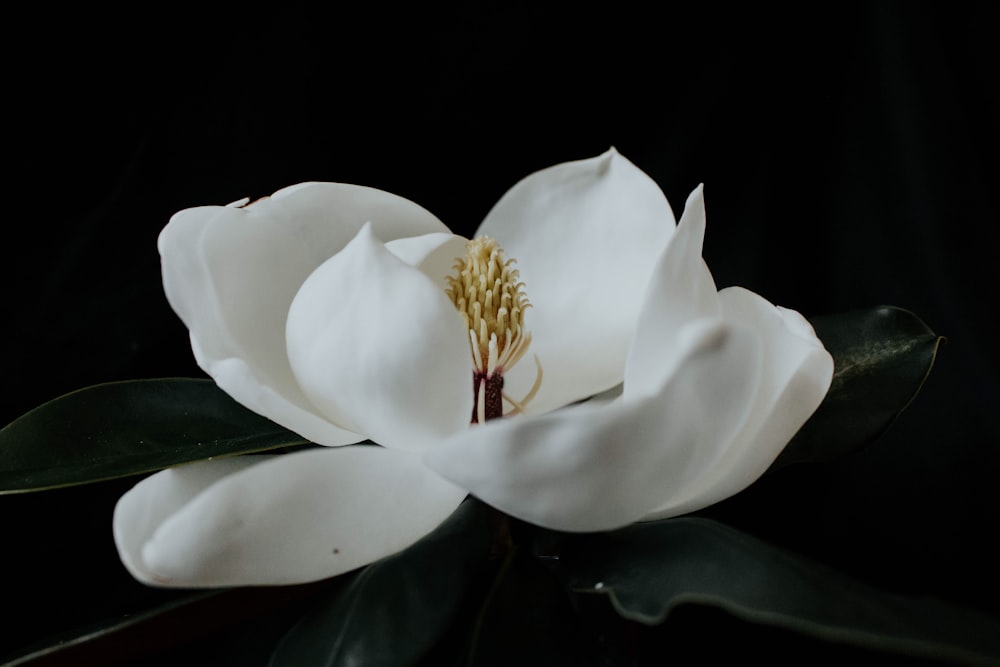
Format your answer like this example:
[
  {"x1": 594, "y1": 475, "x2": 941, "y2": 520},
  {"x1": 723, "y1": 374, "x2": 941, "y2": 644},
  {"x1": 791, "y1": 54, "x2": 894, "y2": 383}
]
[
  {"x1": 773, "y1": 306, "x2": 942, "y2": 469},
  {"x1": 0, "y1": 378, "x2": 309, "y2": 493},
  {"x1": 463, "y1": 548, "x2": 599, "y2": 667},
  {"x1": 562, "y1": 517, "x2": 1000, "y2": 663},
  {"x1": 269, "y1": 498, "x2": 495, "y2": 667}
]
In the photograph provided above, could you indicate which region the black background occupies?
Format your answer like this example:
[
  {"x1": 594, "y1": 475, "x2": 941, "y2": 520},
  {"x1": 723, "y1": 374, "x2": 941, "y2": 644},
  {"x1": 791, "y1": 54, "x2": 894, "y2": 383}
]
[{"x1": 3, "y1": 2, "x2": 999, "y2": 662}]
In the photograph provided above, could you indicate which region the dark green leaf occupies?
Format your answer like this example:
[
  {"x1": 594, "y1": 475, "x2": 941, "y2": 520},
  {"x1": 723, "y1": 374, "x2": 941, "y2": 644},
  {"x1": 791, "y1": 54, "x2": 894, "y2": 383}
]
[
  {"x1": 562, "y1": 517, "x2": 1000, "y2": 663},
  {"x1": 0, "y1": 378, "x2": 309, "y2": 493},
  {"x1": 773, "y1": 306, "x2": 942, "y2": 469},
  {"x1": 464, "y1": 548, "x2": 599, "y2": 667},
  {"x1": 269, "y1": 498, "x2": 494, "y2": 667}
]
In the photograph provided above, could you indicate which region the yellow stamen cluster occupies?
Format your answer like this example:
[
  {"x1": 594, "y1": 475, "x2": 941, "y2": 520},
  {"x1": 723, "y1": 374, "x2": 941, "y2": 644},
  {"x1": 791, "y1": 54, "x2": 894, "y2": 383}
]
[
  {"x1": 446, "y1": 237, "x2": 543, "y2": 422},
  {"x1": 446, "y1": 237, "x2": 532, "y2": 377}
]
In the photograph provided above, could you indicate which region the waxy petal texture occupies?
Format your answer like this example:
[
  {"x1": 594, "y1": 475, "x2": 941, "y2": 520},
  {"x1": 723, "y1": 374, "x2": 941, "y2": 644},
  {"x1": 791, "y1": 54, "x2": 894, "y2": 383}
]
[
  {"x1": 642, "y1": 287, "x2": 834, "y2": 519},
  {"x1": 114, "y1": 457, "x2": 264, "y2": 584},
  {"x1": 624, "y1": 186, "x2": 720, "y2": 398},
  {"x1": 286, "y1": 225, "x2": 473, "y2": 453},
  {"x1": 160, "y1": 183, "x2": 448, "y2": 446},
  {"x1": 477, "y1": 149, "x2": 676, "y2": 414},
  {"x1": 425, "y1": 320, "x2": 762, "y2": 532},
  {"x1": 384, "y1": 232, "x2": 469, "y2": 292},
  {"x1": 114, "y1": 447, "x2": 466, "y2": 587},
  {"x1": 621, "y1": 185, "x2": 833, "y2": 519}
]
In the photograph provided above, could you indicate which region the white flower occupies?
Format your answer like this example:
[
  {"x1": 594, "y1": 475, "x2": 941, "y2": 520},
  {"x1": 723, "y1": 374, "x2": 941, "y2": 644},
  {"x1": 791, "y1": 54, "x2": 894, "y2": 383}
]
[{"x1": 113, "y1": 149, "x2": 833, "y2": 588}]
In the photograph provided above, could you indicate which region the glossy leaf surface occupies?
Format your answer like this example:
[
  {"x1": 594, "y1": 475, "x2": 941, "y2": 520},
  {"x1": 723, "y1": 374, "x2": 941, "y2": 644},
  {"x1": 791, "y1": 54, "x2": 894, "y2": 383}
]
[
  {"x1": 0, "y1": 379, "x2": 309, "y2": 493},
  {"x1": 563, "y1": 517, "x2": 1000, "y2": 663},
  {"x1": 773, "y1": 306, "x2": 941, "y2": 469}
]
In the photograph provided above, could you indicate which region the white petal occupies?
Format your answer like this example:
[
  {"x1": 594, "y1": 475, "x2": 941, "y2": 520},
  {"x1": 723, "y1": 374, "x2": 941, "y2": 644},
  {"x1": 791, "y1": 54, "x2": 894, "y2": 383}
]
[
  {"x1": 384, "y1": 232, "x2": 469, "y2": 292},
  {"x1": 476, "y1": 148, "x2": 675, "y2": 414},
  {"x1": 113, "y1": 457, "x2": 262, "y2": 584},
  {"x1": 113, "y1": 448, "x2": 467, "y2": 587},
  {"x1": 642, "y1": 288, "x2": 834, "y2": 520},
  {"x1": 188, "y1": 338, "x2": 363, "y2": 448},
  {"x1": 286, "y1": 225, "x2": 473, "y2": 453},
  {"x1": 159, "y1": 183, "x2": 448, "y2": 446},
  {"x1": 425, "y1": 320, "x2": 762, "y2": 532},
  {"x1": 624, "y1": 185, "x2": 721, "y2": 398}
]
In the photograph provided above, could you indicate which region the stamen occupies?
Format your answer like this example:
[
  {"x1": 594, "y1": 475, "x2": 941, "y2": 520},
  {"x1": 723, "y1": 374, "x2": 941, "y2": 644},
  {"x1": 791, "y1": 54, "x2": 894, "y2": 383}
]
[
  {"x1": 487, "y1": 334, "x2": 499, "y2": 377},
  {"x1": 476, "y1": 377, "x2": 487, "y2": 425},
  {"x1": 502, "y1": 355, "x2": 544, "y2": 416},
  {"x1": 444, "y1": 237, "x2": 539, "y2": 422},
  {"x1": 468, "y1": 329, "x2": 484, "y2": 372}
]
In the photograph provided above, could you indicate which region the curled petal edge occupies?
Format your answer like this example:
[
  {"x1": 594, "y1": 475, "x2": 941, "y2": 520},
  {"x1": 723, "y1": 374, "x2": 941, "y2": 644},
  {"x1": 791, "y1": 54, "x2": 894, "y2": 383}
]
[
  {"x1": 425, "y1": 319, "x2": 763, "y2": 532},
  {"x1": 113, "y1": 447, "x2": 467, "y2": 587}
]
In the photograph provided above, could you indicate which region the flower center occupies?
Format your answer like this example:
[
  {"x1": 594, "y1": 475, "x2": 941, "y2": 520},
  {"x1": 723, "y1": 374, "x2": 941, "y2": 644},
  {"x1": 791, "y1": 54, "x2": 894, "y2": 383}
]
[{"x1": 445, "y1": 237, "x2": 543, "y2": 423}]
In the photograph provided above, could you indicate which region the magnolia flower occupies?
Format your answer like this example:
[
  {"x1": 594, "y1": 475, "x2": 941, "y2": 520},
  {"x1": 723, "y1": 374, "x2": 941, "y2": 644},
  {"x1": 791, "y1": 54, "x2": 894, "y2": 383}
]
[{"x1": 113, "y1": 150, "x2": 833, "y2": 588}]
